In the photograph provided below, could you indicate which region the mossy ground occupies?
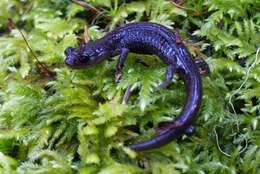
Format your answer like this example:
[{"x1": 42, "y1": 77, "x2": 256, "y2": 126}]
[{"x1": 0, "y1": 0, "x2": 259, "y2": 173}]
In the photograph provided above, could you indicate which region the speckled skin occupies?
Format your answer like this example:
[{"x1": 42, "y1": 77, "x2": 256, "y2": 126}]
[{"x1": 65, "y1": 22, "x2": 206, "y2": 151}]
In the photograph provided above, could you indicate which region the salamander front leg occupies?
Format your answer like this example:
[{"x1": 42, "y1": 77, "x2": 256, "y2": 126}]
[
  {"x1": 122, "y1": 59, "x2": 149, "y2": 104},
  {"x1": 115, "y1": 48, "x2": 129, "y2": 83},
  {"x1": 195, "y1": 59, "x2": 210, "y2": 76},
  {"x1": 158, "y1": 64, "x2": 176, "y2": 89}
]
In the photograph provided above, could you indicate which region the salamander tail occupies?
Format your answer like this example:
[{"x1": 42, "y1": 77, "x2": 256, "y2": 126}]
[{"x1": 129, "y1": 61, "x2": 202, "y2": 151}]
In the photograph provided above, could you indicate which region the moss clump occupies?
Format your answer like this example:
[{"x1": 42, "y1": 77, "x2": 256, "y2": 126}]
[{"x1": 0, "y1": 0, "x2": 259, "y2": 173}]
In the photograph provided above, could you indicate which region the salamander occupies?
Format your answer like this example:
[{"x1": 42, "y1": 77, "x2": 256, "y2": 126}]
[{"x1": 64, "y1": 22, "x2": 209, "y2": 151}]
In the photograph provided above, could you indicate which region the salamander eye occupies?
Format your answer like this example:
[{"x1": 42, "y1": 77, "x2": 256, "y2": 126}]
[{"x1": 79, "y1": 55, "x2": 90, "y2": 62}]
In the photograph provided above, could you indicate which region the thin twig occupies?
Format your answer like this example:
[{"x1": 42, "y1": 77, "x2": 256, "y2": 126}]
[
  {"x1": 228, "y1": 47, "x2": 260, "y2": 107},
  {"x1": 71, "y1": 0, "x2": 101, "y2": 14},
  {"x1": 8, "y1": 18, "x2": 53, "y2": 76},
  {"x1": 7, "y1": 18, "x2": 15, "y2": 33},
  {"x1": 122, "y1": 85, "x2": 132, "y2": 104},
  {"x1": 167, "y1": 0, "x2": 202, "y2": 16},
  {"x1": 71, "y1": 0, "x2": 111, "y2": 20},
  {"x1": 214, "y1": 48, "x2": 259, "y2": 157},
  {"x1": 214, "y1": 127, "x2": 248, "y2": 157},
  {"x1": 228, "y1": 47, "x2": 260, "y2": 130},
  {"x1": 171, "y1": 0, "x2": 186, "y2": 5},
  {"x1": 213, "y1": 127, "x2": 231, "y2": 157},
  {"x1": 91, "y1": 11, "x2": 106, "y2": 25},
  {"x1": 18, "y1": 29, "x2": 55, "y2": 77},
  {"x1": 22, "y1": 2, "x2": 34, "y2": 16},
  {"x1": 83, "y1": 25, "x2": 91, "y2": 43}
]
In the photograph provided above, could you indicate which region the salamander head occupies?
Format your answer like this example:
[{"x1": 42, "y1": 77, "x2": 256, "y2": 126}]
[{"x1": 65, "y1": 42, "x2": 111, "y2": 68}]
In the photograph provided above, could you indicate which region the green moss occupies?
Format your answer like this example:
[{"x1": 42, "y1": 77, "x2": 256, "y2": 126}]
[{"x1": 0, "y1": 0, "x2": 259, "y2": 173}]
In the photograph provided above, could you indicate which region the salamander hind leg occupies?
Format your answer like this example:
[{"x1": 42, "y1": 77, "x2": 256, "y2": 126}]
[
  {"x1": 184, "y1": 125, "x2": 195, "y2": 136},
  {"x1": 195, "y1": 59, "x2": 210, "y2": 76},
  {"x1": 122, "y1": 84, "x2": 132, "y2": 104},
  {"x1": 158, "y1": 64, "x2": 176, "y2": 89},
  {"x1": 115, "y1": 48, "x2": 129, "y2": 83},
  {"x1": 122, "y1": 59, "x2": 149, "y2": 104}
]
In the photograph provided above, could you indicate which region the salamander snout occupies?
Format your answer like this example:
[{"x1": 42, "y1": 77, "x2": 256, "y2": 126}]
[
  {"x1": 64, "y1": 47, "x2": 79, "y2": 68},
  {"x1": 65, "y1": 47, "x2": 74, "y2": 56},
  {"x1": 65, "y1": 57, "x2": 74, "y2": 67},
  {"x1": 65, "y1": 46, "x2": 93, "y2": 68}
]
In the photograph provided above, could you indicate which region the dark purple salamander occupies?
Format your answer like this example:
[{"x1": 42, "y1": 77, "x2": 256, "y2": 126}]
[{"x1": 64, "y1": 22, "x2": 209, "y2": 151}]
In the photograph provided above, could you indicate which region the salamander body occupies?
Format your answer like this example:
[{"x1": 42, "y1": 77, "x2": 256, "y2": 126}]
[{"x1": 65, "y1": 22, "x2": 209, "y2": 151}]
